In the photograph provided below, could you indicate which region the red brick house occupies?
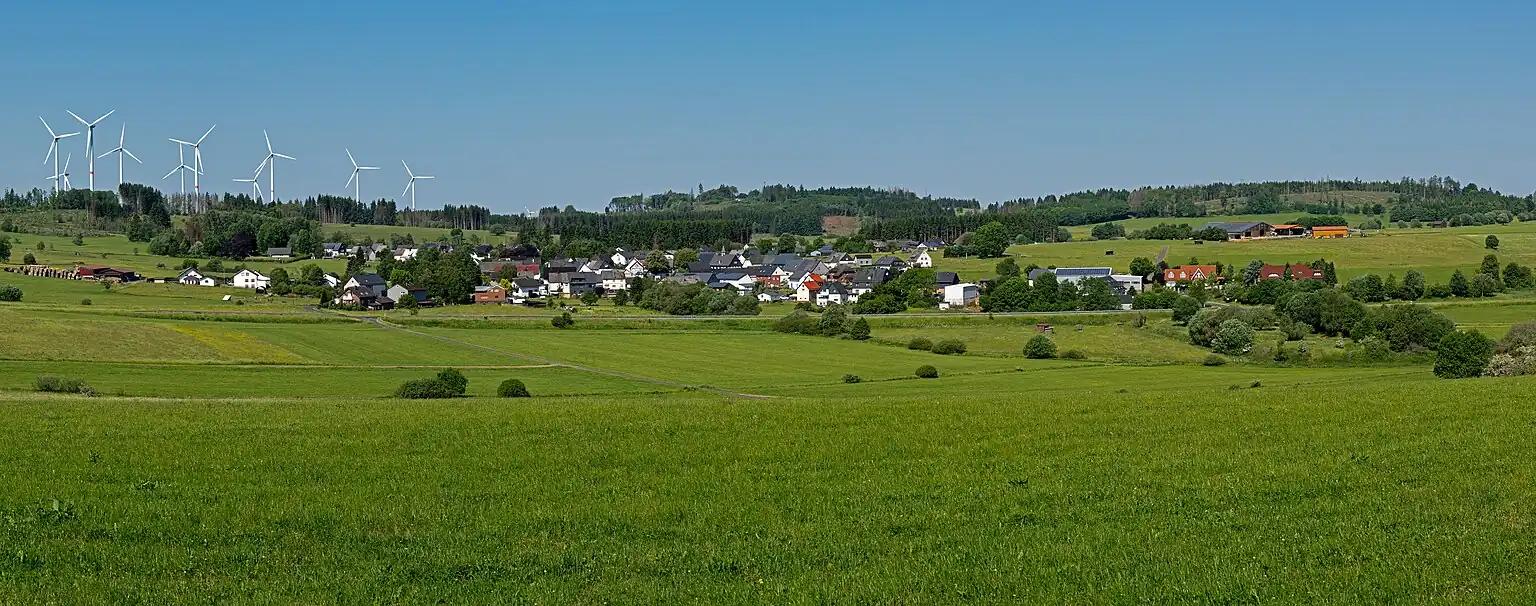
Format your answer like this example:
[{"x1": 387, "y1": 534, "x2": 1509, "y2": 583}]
[
  {"x1": 1164, "y1": 265, "x2": 1219, "y2": 283},
  {"x1": 1258, "y1": 264, "x2": 1325, "y2": 281}
]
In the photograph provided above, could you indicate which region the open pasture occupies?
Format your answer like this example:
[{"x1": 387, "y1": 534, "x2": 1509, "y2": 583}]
[
  {"x1": 941, "y1": 221, "x2": 1536, "y2": 284},
  {"x1": 1, "y1": 377, "x2": 1533, "y2": 602}
]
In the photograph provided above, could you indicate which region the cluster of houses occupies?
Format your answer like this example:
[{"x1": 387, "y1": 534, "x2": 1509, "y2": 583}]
[
  {"x1": 1162, "y1": 262, "x2": 1326, "y2": 284},
  {"x1": 1198, "y1": 221, "x2": 1353, "y2": 240}
]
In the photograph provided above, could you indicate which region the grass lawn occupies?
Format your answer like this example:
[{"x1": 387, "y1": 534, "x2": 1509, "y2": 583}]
[
  {"x1": 422, "y1": 328, "x2": 1056, "y2": 391},
  {"x1": 940, "y1": 221, "x2": 1536, "y2": 284},
  {"x1": 322, "y1": 222, "x2": 507, "y2": 246},
  {"x1": 870, "y1": 320, "x2": 1212, "y2": 363},
  {"x1": 5, "y1": 232, "x2": 350, "y2": 278},
  {"x1": 0, "y1": 271, "x2": 316, "y2": 312},
  {"x1": 2, "y1": 376, "x2": 1534, "y2": 602}
]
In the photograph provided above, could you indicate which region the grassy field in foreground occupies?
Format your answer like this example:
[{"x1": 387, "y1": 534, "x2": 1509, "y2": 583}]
[
  {"x1": 941, "y1": 221, "x2": 1536, "y2": 284},
  {"x1": 2, "y1": 377, "x2": 1534, "y2": 602}
]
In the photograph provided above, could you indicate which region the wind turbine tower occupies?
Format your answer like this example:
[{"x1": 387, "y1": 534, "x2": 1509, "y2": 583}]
[
  {"x1": 162, "y1": 144, "x2": 198, "y2": 195},
  {"x1": 262, "y1": 131, "x2": 296, "y2": 203},
  {"x1": 49, "y1": 154, "x2": 74, "y2": 190},
  {"x1": 40, "y1": 117, "x2": 79, "y2": 194},
  {"x1": 67, "y1": 109, "x2": 115, "y2": 190},
  {"x1": 401, "y1": 161, "x2": 434, "y2": 211},
  {"x1": 99, "y1": 124, "x2": 142, "y2": 188},
  {"x1": 345, "y1": 149, "x2": 379, "y2": 203},
  {"x1": 170, "y1": 125, "x2": 216, "y2": 195}
]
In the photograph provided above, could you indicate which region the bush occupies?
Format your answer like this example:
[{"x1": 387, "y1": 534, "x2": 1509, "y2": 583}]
[
  {"x1": 774, "y1": 311, "x2": 818, "y2": 335},
  {"x1": 1060, "y1": 349, "x2": 1087, "y2": 360},
  {"x1": 0, "y1": 285, "x2": 21, "y2": 302},
  {"x1": 35, "y1": 376, "x2": 93, "y2": 395},
  {"x1": 1354, "y1": 336, "x2": 1393, "y2": 362},
  {"x1": 80, "y1": 298, "x2": 92, "y2": 306},
  {"x1": 1485, "y1": 346, "x2": 1536, "y2": 377},
  {"x1": 1211, "y1": 319, "x2": 1256, "y2": 355},
  {"x1": 394, "y1": 378, "x2": 460, "y2": 399},
  {"x1": 847, "y1": 317, "x2": 871, "y2": 340},
  {"x1": 1496, "y1": 322, "x2": 1536, "y2": 354},
  {"x1": 1023, "y1": 334, "x2": 1057, "y2": 359},
  {"x1": 914, "y1": 365, "x2": 939, "y2": 379},
  {"x1": 497, "y1": 378, "x2": 531, "y2": 398},
  {"x1": 1425, "y1": 284, "x2": 1453, "y2": 299},
  {"x1": 23, "y1": 252, "x2": 35, "y2": 265},
  {"x1": 1202, "y1": 354, "x2": 1227, "y2": 366},
  {"x1": 1279, "y1": 319, "x2": 1310, "y2": 341},
  {"x1": 841, "y1": 374, "x2": 862, "y2": 384},
  {"x1": 1486, "y1": 234, "x2": 1500, "y2": 250},
  {"x1": 1434, "y1": 330, "x2": 1495, "y2": 379},
  {"x1": 435, "y1": 368, "x2": 469, "y2": 395},
  {"x1": 906, "y1": 337, "x2": 933, "y2": 351},
  {"x1": 551, "y1": 312, "x2": 574, "y2": 329},
  {"x1": 931, "y1": 339, "x2": 968, "y2": 355}
]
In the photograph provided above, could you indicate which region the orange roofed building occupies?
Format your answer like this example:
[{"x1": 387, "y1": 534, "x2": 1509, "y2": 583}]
[
  {"x1": 1311, "y1": 225, "x2": 1350, "y2": 239},
  {"x1": 1164, "y1": 265, "x2": 1219, "y2": 283}
]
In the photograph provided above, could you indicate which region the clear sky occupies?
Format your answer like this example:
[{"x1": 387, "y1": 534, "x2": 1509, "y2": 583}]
[{"x1": 4, "y1": 0, "x2": 1534, "y2": 212}]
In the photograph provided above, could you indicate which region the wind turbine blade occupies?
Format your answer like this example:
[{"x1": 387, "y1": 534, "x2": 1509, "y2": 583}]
[
  {"x1": 44, "y1": 141, "x2": 56, "y2": 165},
  {"x1": 360, "y1": 166, "x2": 379, "y2": 171},
  {"x1": 417, "y1": 175, "x2": 434, "y2": 180},
  {"x1": 98, "y1": 149, "x2": 118, "y2": 159},
  {"x1": 119, "y1": 124, "x2": 127, "y2": 145},
  {"x1": 67, "y1": 110, "x2": 87, "y2": 125},
  {"x1": 273, "y1": 153, "x2": 295, "y2": 160},
  {"x1": 254, "y1": 157, "x2": 269, "y2": 176},
  {"x1": 346, "y1": 171, "x2": 357, "y2": 188},
  {"x1": 402, "y1": 181, "x2": 413, "y2": 197},
  {"x1": 63, "y1": 154, "x2": 71, "y2": 172},
  {"x1": 197, "y1": 124, "x2": 216, "y2": 145},
  {"x1": 58, "y1": 132, "x2": 78, "y2": 139},
  {"x1": 124, "y1": 148, "x2": 141, "y2": 163},
  {"x1": 39, "y1": 117, "x2": 57, "y2": 138},
  {"x1": 91, "y1": 110, "x2": 115, "y2": 126},
  {"x1": 264, "y1": 130, "x2": 273, "y2": 153},
  {"x1": 169, "y1": 138, "x2": 194, "y2": 146},
  {"x1": 402, "y1": 160, "x2": 413, "y2": 177},
  {"x1": 346, "y1": 149, "x2": 357, "y2": 168},
  {"x1": 163, "y1": 166, "x2": 180, "y2": 180}
]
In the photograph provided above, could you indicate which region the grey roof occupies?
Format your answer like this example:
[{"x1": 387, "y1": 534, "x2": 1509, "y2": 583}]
[
  {"x1": 1029, "y1": 267, "x2": 1112, "y2": 280},
  {"x1": 513, "y1": 277, "x2": 545, "y2": 288},
  {"x1": 853, "y1": 267, "x2": 889, "y2": 285},
  {"x1": 568, "y1": 273, "x2": 601, "y2": 285},
  {"x1": 873, "y1": 255, "x2": 904, "y2": 266},
  {"x1": 348, "y1": 273, "x2": 386, "y2": 287},
  {"x1": 822, "y1": 282, "x2": 851, "y2": 295},
  {"x1": 599, "y1": 269, "x2": 626, "y2": 280},
  {"x1": 266, "y1": 247, "x2": 292, "y2": 256},
  {"x1": 936, "y1": 271, "x2": 960, "y2": 286},
  {"x1": 1200, "y1": 221, "x2": 1270, "y2": 232},
  {"x1": 322, "y1": 242, "x2": 344, "y2": 250},
  {"x1": 714, "y1": 272, "x2": 748, "y2": 281}
]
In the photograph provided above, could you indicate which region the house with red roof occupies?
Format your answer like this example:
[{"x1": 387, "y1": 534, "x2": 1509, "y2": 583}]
[{"x1": 1164, "y1": 265, "x2": 1219, "y2": 283}]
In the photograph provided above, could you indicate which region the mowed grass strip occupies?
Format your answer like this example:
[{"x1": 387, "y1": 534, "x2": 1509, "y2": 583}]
[
  {"x1": 0, "y1": 361, "x2": 667, "y2": 398},
  {"x1": 0, "y1": 271, "x2": 311, "y2": 312},
  {"x1": 1, "y1": 378, "x2": 1534, "y2": 602},
  {"x1": 0, "y1": 309, "x2": 230, "y2": 363},
  {"x1": 422, "y1": 328, "x2": 1046, "y2": 389},
  {"x1": 871, "y1": 321, "x2": 1210, "y2": 363}
]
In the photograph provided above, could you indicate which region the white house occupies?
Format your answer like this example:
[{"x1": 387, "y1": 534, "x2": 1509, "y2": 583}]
[
  {"x1": 343, "y1": 274, "x2": 390, "y2": 298},
  {"x1": 624, "y1": 258, "x2": 650, "y2": 278},
  {"x1": 943, "y1": 283, "x2": 980, "y2": 308},
  {"x1": 178, "y1": 267, "x2": 217, "y2": 287},
  {"x1": 909, "y1": 248, "x2": 934, "y2": 268},
  {"x1": 230, "y1": 269, "x2": 271, "y2": 290},
  {"x1": 817, "y1": 283, "x2": 854, "y2": 306},
  {"x1": 1110, "y1": 274, "x2": 1145, "y2": 294},
  {"x1": 600, "y1": 270, "x2": 629, "y2": 292},
  {"x1": 393, "y1": 246, "x2": 419, "y2": 262},
  {"x1": 323, "y1": 273, "x2": 342, "y2": 288},
  {"x1": 795, "y1": 280, "x2": 822, "y2": 302}
]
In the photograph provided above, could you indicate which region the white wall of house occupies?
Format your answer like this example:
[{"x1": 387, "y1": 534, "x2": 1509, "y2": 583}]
[
  {"x1": 231, "y1": 270, "x2": 271, "y2": 290},
  {"x1": 943, "y1": 283, "x2": 979, "y2": 307}
]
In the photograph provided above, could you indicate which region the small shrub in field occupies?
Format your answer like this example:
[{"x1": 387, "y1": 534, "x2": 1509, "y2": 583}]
[
  {"x1": 1497, "y1": 322, "x2": 1536, "y2": 354},
  {"x1": 915, "y1": 365, "x2": 939, "y2": 379},
  {"x1": 1023, "y1": 335, "x2": 1056, "y2": 359},
  {"x1": 0, "y1": 285, "x2": 21, "y2": 302},
  {"x1": 435, "y1": 369, "x2": 469, "y2": 395},
  {"x1": 551, "y1": 312, "x2": 574, "y2": 329},
  {"x1": 1249, "y1": 381, "x2": 1263, "y2": 389},
  {"x1": 907, "y1": 337, "x2": 933, "y2": 351},
  {"x1": 931, "y1": 339, "x2": 967, "y2": 355},
  {"x1": 1211, "y1": 319, "x2": 1255, "y2": 355},
  {"x1": 35, "y1": 376, "x2": 93, "y2": 395},
  {"x1": 842, "y1": 374, "x2": 862, "y2": 384},
  {"x1": 394, "y1": 379, "x2": 459, "y2": 399},
  {"x1": 1060, "y1": 349, "x2": 1087, "y2": 360},
  {"x1": 497, "y1": 379, "x2": 531, "y2": 398},
  {"x1": 1435, "y1": 330, "x2": 1495, "y2": 379},
  {"x1": 80, "y1": 298, "x2": 92, "y2": 306},
  {"x1": 1203, "y1": 354, "x2": 1227, "y2": 366}
]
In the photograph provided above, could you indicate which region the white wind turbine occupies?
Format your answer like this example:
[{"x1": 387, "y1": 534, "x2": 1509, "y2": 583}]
[
  {"x1": 234, "y1": 158, "x2": 267, "y2": 201},
  {"x1": 40, "y1": 117, "x2": 79, "y2": 194},
  {"x1": 169, "y1": 125, "x2": 215, "y2": 195},
  {"x1": 98, "y1": 124, "x2": 142, "y2": 188},
  {"x1": 49, "y1": 154, "x2": 74, "y2": 190},
  {"x1": 262, "y1": 131, "x2": 295, "y2": 203},
  {"x1": 162, "y1": 144, "x2": 199, "y2": 195},
  {"x1": 67, "y1": 109, "x2": 115, "y2": 190},
  {"x1": 344, "y1": 149, "x2": 379, "y2": 202},
  {"x1": 401, "y1": 160, "x2": 434, "y2": 210}
]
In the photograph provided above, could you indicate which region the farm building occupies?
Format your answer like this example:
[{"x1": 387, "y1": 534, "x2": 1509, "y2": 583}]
[
  {"x1": 472, "y1": 285, "x2": 508, "y2": 304},
  {"x1": 1200, "y1": 222, "x2": 1275, "y2": 240},
  {"x1": 1271, "y1": 224, "x2": 1307, "y2": 237},
  {"x1": 943, "y1": 283, "x2": 980, "y2": 308},
  {"x1": 75, "y1": 265, "x2": 138, "y2": 282},
  {"x1": 1311, "y1": 226, "x2": 1350, "y2": 239}
]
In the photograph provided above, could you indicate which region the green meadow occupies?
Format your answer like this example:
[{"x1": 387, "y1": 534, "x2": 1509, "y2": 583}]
[
  {"x1": 2, "y1": 214, "x2": 1535, "y2": 601},
  {"x1": 942, "y1": 220, "x2": 1536, "y2": 284},
  {"x1": 3, "y1": 377, "x2": 1535, "y2": 602}
]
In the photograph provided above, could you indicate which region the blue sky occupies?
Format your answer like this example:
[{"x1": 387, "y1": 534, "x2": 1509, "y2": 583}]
[{"x1": 4, "y1": 0, "x2": 1534, "y2": 212}]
